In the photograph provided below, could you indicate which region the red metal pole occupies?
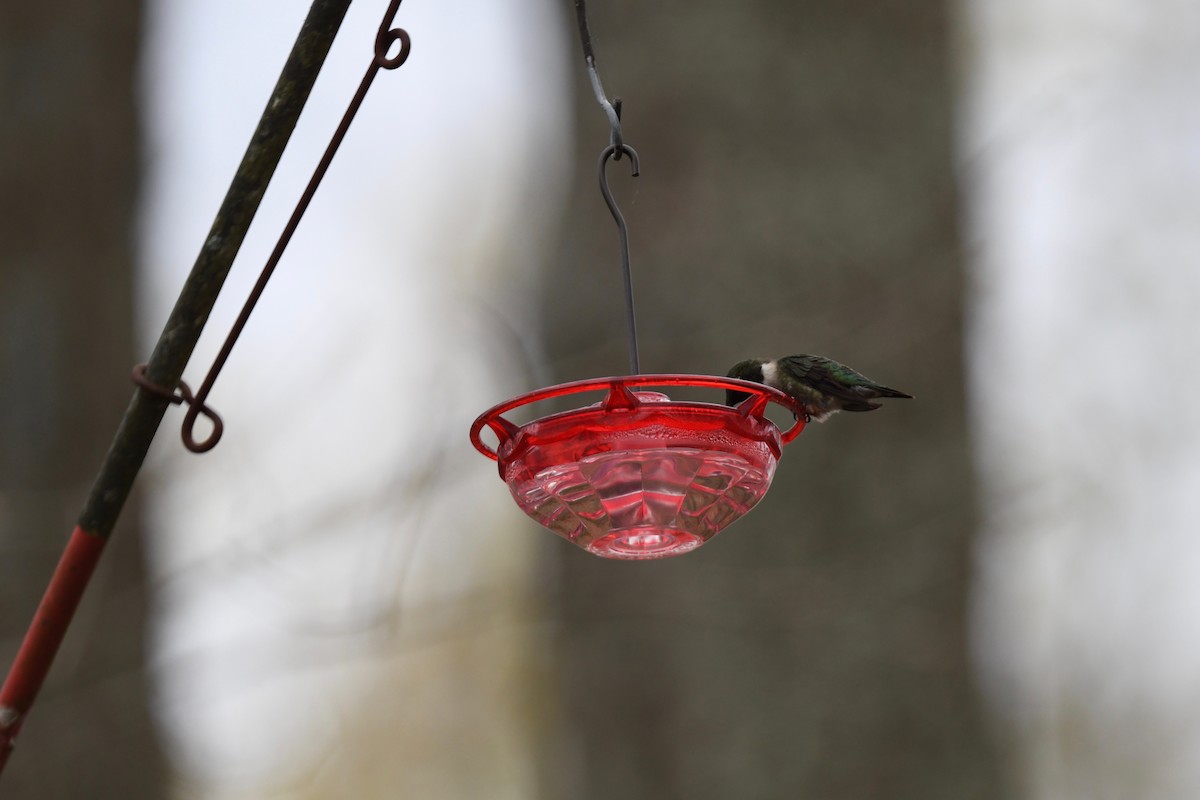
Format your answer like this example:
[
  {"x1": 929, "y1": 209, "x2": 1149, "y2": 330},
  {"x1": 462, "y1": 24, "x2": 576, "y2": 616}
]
[{"x1": 0, "y1": 528, "x2": 107, "y2": 770}]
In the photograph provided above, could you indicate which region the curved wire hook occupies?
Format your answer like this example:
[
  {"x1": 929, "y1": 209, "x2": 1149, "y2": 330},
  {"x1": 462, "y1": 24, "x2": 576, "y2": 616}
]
[
  {"x1": 133, "y1": 0, "x2": 412, "y2": 454},
  {"x1": 181, "y1": 400, "x2": 226, "y2": 454},
  {"x1": 599, "y1": 143, "x2": 641, "y2": 374},
  {"x1": 576, "y1": 0, "x2": 642, "y2": 373},
  {"x1": 374, "y1": 0, "x2": 412, "y2": 69}
]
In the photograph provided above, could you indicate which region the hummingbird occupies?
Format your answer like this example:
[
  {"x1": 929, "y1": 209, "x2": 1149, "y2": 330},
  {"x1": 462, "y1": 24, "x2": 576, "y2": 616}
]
[{"x1": 725, "y1": 354, "x2": 912, "y2": 422}]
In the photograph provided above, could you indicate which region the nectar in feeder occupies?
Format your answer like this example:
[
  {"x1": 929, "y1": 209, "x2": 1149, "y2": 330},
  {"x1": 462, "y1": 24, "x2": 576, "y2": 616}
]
[{"x1": 470, "y1": 375, "x2": 806, "y2": 560}]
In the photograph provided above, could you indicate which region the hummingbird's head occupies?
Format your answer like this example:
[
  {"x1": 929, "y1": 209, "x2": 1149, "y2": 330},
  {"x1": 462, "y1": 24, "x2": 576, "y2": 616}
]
[{"x1": 724, "y1": 359, "x2": 768, "y2": 406}]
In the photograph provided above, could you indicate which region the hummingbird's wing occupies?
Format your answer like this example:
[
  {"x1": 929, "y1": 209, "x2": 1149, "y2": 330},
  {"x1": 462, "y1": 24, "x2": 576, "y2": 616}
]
[{"x1": 779, "y1": 355, "x2": 911, "y2": 410}]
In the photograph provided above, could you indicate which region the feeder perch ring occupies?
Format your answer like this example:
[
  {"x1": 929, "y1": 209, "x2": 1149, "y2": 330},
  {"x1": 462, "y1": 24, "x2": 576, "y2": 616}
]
[{"x1": 470, "y1": 374, "x2": 808, "y2": 560}]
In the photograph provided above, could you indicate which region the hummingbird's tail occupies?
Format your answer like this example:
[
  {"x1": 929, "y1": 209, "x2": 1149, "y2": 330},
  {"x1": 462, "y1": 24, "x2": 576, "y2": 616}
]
[
  {"x1": 841, "y1": 384, "x2": 912, "y2": 413},
  {"x1": 841, "y1": 401, "x2": 883, "y2": 413}
]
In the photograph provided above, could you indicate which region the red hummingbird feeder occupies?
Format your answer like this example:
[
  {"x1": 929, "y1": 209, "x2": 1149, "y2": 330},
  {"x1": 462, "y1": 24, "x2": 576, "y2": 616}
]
[
  {"x1": 471, "y1": 375, "x2": 807, "y2": 559},
  {"x1": 468, "y1": 4, "x2": 811, "y2": 559}
]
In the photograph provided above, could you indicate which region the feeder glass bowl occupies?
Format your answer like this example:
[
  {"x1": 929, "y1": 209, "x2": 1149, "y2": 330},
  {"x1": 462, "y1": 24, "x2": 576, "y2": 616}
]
[{"x1": 471, "y1": 376, "x2": 806, "y2": 560}]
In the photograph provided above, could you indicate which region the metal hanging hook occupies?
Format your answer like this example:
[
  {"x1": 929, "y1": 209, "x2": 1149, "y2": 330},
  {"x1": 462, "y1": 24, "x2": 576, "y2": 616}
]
[
  {"x1": 575, "y1": 0, "x2": 642, "y2": 374},
  {"x1": 598, "y1": 144, "x2": 640, "y2": 374}
]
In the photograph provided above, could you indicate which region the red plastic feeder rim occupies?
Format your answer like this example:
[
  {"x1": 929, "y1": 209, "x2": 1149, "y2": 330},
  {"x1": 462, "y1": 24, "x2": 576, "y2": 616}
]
[{"x1": 470, "y1": 374, "x2": 808, "y2": 560}]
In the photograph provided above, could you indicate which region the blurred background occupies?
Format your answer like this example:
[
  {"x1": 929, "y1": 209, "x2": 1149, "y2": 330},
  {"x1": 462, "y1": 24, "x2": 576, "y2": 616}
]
[{"x1": 2, "y1": 0, "x2": 1199, "y2": 797}]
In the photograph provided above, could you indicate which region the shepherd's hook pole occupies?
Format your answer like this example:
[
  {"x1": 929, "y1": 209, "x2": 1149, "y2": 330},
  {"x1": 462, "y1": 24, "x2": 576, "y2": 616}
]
[{"x1": 0, "y1": 0, "x2": 380, "y2": 776}]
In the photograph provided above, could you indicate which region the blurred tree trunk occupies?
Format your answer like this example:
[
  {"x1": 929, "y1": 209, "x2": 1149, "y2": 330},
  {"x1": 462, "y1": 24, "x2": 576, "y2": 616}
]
[
  {"x1": 540, "y1": 1, "x2": 1002, "y2": 798},
  {"x1": 0, "y1": 2, "x2": 167, "y2": 796}
]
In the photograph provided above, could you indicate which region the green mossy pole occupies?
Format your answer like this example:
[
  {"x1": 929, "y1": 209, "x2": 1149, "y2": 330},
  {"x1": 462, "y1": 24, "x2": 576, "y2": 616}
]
[{"x1": 0, "y1": 0, "x2": 353, "y2": 775}]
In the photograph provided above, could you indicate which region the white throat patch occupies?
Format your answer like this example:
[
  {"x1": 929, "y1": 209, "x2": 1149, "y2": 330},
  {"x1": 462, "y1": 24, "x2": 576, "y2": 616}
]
[{"x1": 760, "y1": 360, "x2": 781, "y2": 388}]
